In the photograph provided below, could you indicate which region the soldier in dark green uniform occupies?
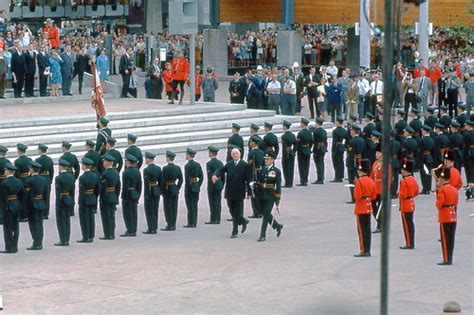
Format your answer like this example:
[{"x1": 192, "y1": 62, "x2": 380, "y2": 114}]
[
  {"x1": 424, "y1": 106, "x2": 437, "y2": 130},
  {"x1": 438, "y1": 105, "x2": 452, "y2": 129},
  {"x1": 390, "y1": 130, "x2": 403, "y2": 198},
  {"x1": 84, "y1": 140, "x2": 102, "y2": 175},
  {"x1": 312, "y1": 117, "x2": 327, "y2": 184},
  {"x1": 1, "y1": 163, "x2": 23, "y2": 253},
  {"x1": 434, "y1": 123, "x2": 450, "y2": 166},
  {"x1": 394, "y1": 110, "x2": 408, "y2": 142},
  {"x1": 331, "y1": 116, "x2": 346, "y2": 183},
  {"x1": 367, "y1": 130, "x2": 381, "y2": 165},
  {"x1": 120, "y1": 154, "x2": 142, "y2": 237},
  {"x1": 99, "y1": 154, "x2": 121, "y2": 240},
  {"x1": 125, "y1": 134, "x2": 143, "y2": 169},
  {"x1": 15, "y1": 143, "x2": 32, "y2": 222},
  {"x1": 255, "y1": 152, "x2": 283, "y2": 242},
  {"x1": 345, "y1": 115, "x2": 358, "y2": 144},
  {"x1": 296, "y1": 118, "x2": 313, "y2": 186},
  {"x1": 262, "y1": 122, "x2": 280, "y2": 159},
  {"x1": 77, "y1": 158, "x2": 100, "y2": 243},
  {"x1": 449, "y1": 121, "x2": 464, "y2": 172},
  {"x1": 184, "y1": 148, "x2": 204, "y2": 228},
  {"x1": 281, "y1": 120, "x2": 296, "y2": 187},
  {"x1": 143, "y1": 152, "x2": 162, "y2": 234},
  {"x1": 464, "y1": 120, "x2": 474, "y2": 184},
  {"x1": 420, "y1": 125, "x2": 435, "y2": 194},
  {"x1": 161, "y1": 151, "x2": 183, "y2": 231},
  {"x1": 248, "y1": 123, "x2": 262, "y2": 158},
  {"x1": 95, "y1": 117, "x2": 112, "y2": 156},
  {"x1": 26, "y1": 161, "x2": 47, "y2": 250},
  {"x1": 54, "y1": 159, "x2": 75, "y2": 246},
  {"x1": 106, "y1": 137, "x2": 123, "y2": 172},
  {"x1": 226, "y1": 123, "x2": 244, "y2": 162},
  {"x1": 248, "y1": 135, "x2": 265, "y2": 218},
  {"x1": 229, "y1": 71, "x2": 245, "y2": 103},
  {"x1": 362, "y1": 113, "x2": 376, "y2": 141},
  {"x1": 0, "y1": 146, "x2": 11, "y2": 225},
  {"x1": 36, "y1": 144, "x2": 54, "y2": 219},
  {"x1": 59, "y1": 141, "x2": 80, "y2": 216},
  {"x1": 205, "y1": 146, "x2": 224, "y2": 224},
  {"x1": 346, "y1": 125, "x2": 366, "y2": 203},
  {"x1": 401, "y1": 127, "x2": 418, "y2": 163}
]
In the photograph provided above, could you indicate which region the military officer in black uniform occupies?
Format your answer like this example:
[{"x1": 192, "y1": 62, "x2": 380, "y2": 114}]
[
  {"x1": 281, "y1": 120, "x2": 296, "y2": 187},
  {"x1": 226, "y1": 123, "x2": 244, "y2": 162},
  {"x1": 0, "y1": 146, "x2": 11, "y2": 225},
  {"x1": 346, "y1": 125, "x2": 366, "y2": 203},
  {"x1": 143, "y1": 152, "x2": 162, "y2": 234},
  {"x1": 106, "y1": 137, "x2": 123, "y2": 172},
  {"x1": 312, "y1": 117, "x2": 327, "y2": 184},
  {"x1": 95, "y1": 117, "x2": 112, "y2": 156},
  {"x1": 229, "y1": 71, "x2": 245, "y2": 104},
  {"x1": 206, "y1": 146, "x2": 224, "y2": 224},
  {"x1": 296, "y1": 118, "x2": 313, "y2": 186},
  {"x1": 59, "y1": 141, "x2": 80, "y2": 216},
  {"x1": 125, "y1": 134, "x2": 143, "y2": 169},
  {"x1": 36, "y1": 144, "x2": 54, "y2": 219},
  {"x1": 161, "y1": 151, "x2": 183, "y2": 231},
  {"x1": 390, "y1": 130, "x2": 403, "y2": 198},
  {"x1": 331, "y1": 117, "x2": 346, "y2": 183},
  {"x1": 248, "y1": 135, "x2": 265, "y2": 218},
  {"x1": 183, "y1": 148, "x2": 204, "y2": 228},
  {"x1": 121, "y1": 154, "x2": 142, "y2": 237},
  {"x1": 84, "y1": 140, "x2": 102, "y2": 175},
  {"x1": 54, "y1": 159, "x2": 76, "y2": 246},
  {"x1": 255, "y1": 152, "x2": 284, "y2": 242},
  {"x1": 420, "y1": 125, "x2": 435, "y2": 194},
  {"x1": 26, "y1": 161, "x2": 47, "y2": 250},
  {"x1": 248, "y1": 123, "x2": 262, "y2": 157},
  {"x1": 1, "y1": 163, "x2": 23, "y2": 253},
  {"x1": 15, "y1": 143, "x2": 32, "y2": 222},
  {"x1": 262, "y1": 122, "x2": 279, "y2": 159},
  {"x1": 449, "y1": 121, "x2": 464, "y2": 172},
  {"x1": 99, "y1": 154, "x2": 121, "y2": 240},
  {"x1": 77, "y1": 158, "x2": 100, "y2": 243}
]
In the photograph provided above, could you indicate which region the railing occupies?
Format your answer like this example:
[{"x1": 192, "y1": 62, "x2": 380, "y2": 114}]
[{"x1": 8, "y1": 4, "x2": 128, "y2": 19}]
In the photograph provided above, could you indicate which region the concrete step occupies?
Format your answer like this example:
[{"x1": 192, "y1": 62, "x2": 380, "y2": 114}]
[{"x1": 0, "y1": 94, "x2": 94, "y2": 106}]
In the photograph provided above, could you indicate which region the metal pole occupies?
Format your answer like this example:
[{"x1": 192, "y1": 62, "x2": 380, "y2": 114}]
[
  {"x1": 381, "y1": 0, "x2": 394, "y2": 313},
  {"x1": 396, "y1": 0, "x2": 402, "y2": 62},
  {"x1": 418, "y1": 0, "x2": 429, "y2": 63},
  {"x1": 189, "y1": 33, "x2": 196, "y2": 105},
  {"x1": 360, "y1": 0, "x2": 371, "y2": 69}
]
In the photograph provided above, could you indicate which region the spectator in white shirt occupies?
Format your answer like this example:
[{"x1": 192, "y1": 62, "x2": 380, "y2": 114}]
[
  {"x1": 266, "y1": 74, "x2": 282, "y2": 114},
  {"x1": 281, "y1": 75, "x2": 297, "y2": 115},
  {"x1": 369, "y1": 73, "x2": 384, "y2": 115},
  {"x1": 327, "y1": 59, "x2": 339, "y2": 77}
]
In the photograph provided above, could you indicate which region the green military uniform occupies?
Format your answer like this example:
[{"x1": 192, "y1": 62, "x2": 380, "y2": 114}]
[
  {"x1": 331, "y1": 118, "x2": 346, "y2": 182},
  {"x1": 0, "y1": 146, "x2": 11, "y2": 225},
  {"x1": 161, "y1": 151, "x2": 183, "y2": 231},
  {"x1": 346, "y1": 126, "x2": 366, "y2": 202},
  {"x1": 420, "y1": 125, "x2": 435, "y2": 194},
  {"x1": 84, "y1": 140, "x2": 102, "y2": 175},
  {"x1": 121, "y1": 154, "x2": 142, "y2": 236},
  {"x1": 434, "y1": 124, "x2": 450, "y2": 166},
  {"x1": 95, "y1": 117, "x2": 112, "y2": 156},
  {"x1": 390, "y1": 131, "x2": 402, "y2": 198},
  {"x1": 143, "y1": 152, "x2": 162, "y2": 234},
  {"x1": 296, "y1": 118, "x2": 313, "y2": 186},
  {"x1": 281, "y1": 120, "x2": 296, "y2": 187},
  {"x1": 60, "y1": 141, "x2": 80, "y2": 216},
  {"x1": 312, "y1": 118, "x2": 328, "y2": 184},
  {"x1": 125, "y1": 134, "x2": 143, "y2": 169},
  {"x1": 394, "y1": 110, "x2": 408, "y2": 142},
  {"x1": 14, "y1": 143, "x2": 32, "y2": 221},
  {"x1": 248, "y1": 135, "x2": 265, "y2": 218},
  {"x1": 184, "y1": 148, "x2": 204, "y2": 227},
  {"x1": 99, "y1": 154, "x2": 121, "y2": 240},
  {"x1": 449, "y1": 122, "x2": 464, "y2": 171},
  {"x1": 54, "y1": 159, "x2": 76, "y2": 246},
  {"x1": 206, "y1": 146, "x2": 224, "y2": 224},
  {"x1": 262, "y1": 122, "x2": 280, "y2": 159},
  {"x1": 255, "y1": 153, "x2": 283, "y2": 241},
  {"x1": 1, "y1": 163, "x2": 23, "y2": 253},
  {"x1": 106, "y1": 137, "x2": 123, "y2": 172},
  {"x1": 424, "y1": 106, "x2": 437, "y2": 130},
  {"x1": 26, "y1": 162, "x2": 47, "y2": 250},
  {"x1": 247, "y1": 123, "x2": 262, "y2": 159},
  {"x1": 401, "y1": 127, "x2": 418, "y2": 163},
  {"x1": 226, "y1": 123, "x2": 244, "y2": 162},
  {"x1": 78, "y1": 158, "x2": 101, "y2": 242},
  {"x1": 35, "y1": 144, "x2": 54, "y2": 219}
]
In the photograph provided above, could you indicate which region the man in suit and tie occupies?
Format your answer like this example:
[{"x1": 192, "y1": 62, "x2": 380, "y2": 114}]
[
  {"x1": 146, "y1": 57, "x2": 163, "y2": 99},
  {"x1": 119, "y1": 47, "x2": 133, "y2": 98},
  {"x1": 11, "y1": 44, "x2": 26, "y2": 98},
  {"x1": 24, "y1": 43, "x2": 37, "y2": 97},
  {"x1": 292, "y1": 63, "x2": 305, "y2": 115},
  {"x1": 415, "y1": 69, "x2": 431, "y2": 115},
  {"x1": 60, "y1": 44, "x2": 74, "y2": 96},
  {"x1": 37, "y1": 44, "x2": 50, "y2": 97},
  {"x1": 212, "y1": 147, "x2": 250, "y2": 238},
  {"x1": 245, "y1": 76, "x2": 258, "y2": 109},
  {"x1": 304, "y1": 66, "x2": 320, "y2": 119}
]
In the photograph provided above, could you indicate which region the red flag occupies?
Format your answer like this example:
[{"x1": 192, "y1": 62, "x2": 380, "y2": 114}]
[{"x1": 91, "y1": 61, "x2": 106, "y2": 121}]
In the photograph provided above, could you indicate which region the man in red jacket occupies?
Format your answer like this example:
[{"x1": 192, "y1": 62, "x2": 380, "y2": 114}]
[
  {"x1": 428, "y1": 59, "x2": 442, "y2": 106},
  {"x1": 42, "y1": 18, "x2": 60, "y2": 49},
  {"x1": 170, "y1": 51, "x2": 190, "y2": 105},
  {"x1": 353, "y1": 159, "x2": 377, "y2": 257},
  {"x1": 399, "y1": 158, "x2": 419, "y2": 249},
  {"x1": 443, "y1": 150, "x2": 463, "y2": 190},
  {"x1": 369, "y1": 143, "x2": 382, "y2": 233}
]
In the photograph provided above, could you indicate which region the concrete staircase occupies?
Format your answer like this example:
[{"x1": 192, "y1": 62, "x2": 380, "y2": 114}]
[{"x1": 1, "y1": 101, "x2": 336, "y2": 162}]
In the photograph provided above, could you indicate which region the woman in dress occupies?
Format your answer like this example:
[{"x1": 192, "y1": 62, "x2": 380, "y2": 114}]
[
  {"x1": 96, "y1": 48, "x2": 109, "y2": 89},
  {"x1": 49, "y1": 49, "x2": 63, "y2": 96},
  {"x1": 3, "y1": 43, "x2": 12, "y2": 88}
]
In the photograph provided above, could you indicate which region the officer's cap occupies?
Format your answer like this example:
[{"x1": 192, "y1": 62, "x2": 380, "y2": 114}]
[
  {"x1": 410, "y1": 108, "x2": 420, "y2": 114},
  {"x1": 264, "y1": 152, "x2": 275, "y2": 159},
  {"x1": 422, "y1": 125, "x2": 432, "y2": 131},
  {"x1": 396, "y1": 109, "x2": 406, "y2": 116},
  {"x1": 349, "y1": 114, "x2": 358, "y2": 121},
  {"x1": 165, "y1": 150, "x2": 176, "y2": 158},
  {"x1": 250, "y1": 123, "x2": 260, "y2": 131},
  {"x1": 451, "y1": 121, "x2": 460, "y2": 128},
  {"x1": 404, "y1": 126, "x2": 415, "y2": 134},
  {"x1": 107, "y1": 137, "x2": 117, "y2": 145},
  {"x1": 0, "y1": 145, "x2": 8, "y2": 153},
  {"x1": 6, "y1": 163, "x2": 17, "y2": 171},
  {"x1": 99, "y1": 117, "x2": 109, "y2": 125},
  {"x1": 357, "y1": 159, "x2": 371, "y2": 174},
  {"x1": 127, "y1": 134, "x2": 137, "y2": 142},
  {"x1": 81, "y1": 157, "x2": 94, "y2": 166},
  {"x1": 439, "y1": 105, "x2": 448, "y2": 111},
  {"x1": 435, "y1": 123, "x2": 445, "y2": 129},
  {"x1": 351, "y1": 125, "x2": 361, "y2": 132},
  {"x1": 38, "y1": 143, "x2": 48, "y2": 152},
  {"x1": 232, "y1": 123, "x2": 241, "y2": 130},
  {"x1": 300, "y1": 117, "x2": 310, "y2": 125},
  {"x1": 249, "y1": 135, "x2": 261, "y2": 144},
  {"x1": 401, "y1": 158, "x2": 414, "y2": 172},
  {"x1": 466, "y1": 120, "x2": 474, "y2": 127},
  {"x1": 282, "y1": 120, "x2": 292, "y2": 128},
  {"x1": 458, "y1": 104, "x2": 466, "y2": 111},
  {"x1": 17, "y1": 143, "x2": 28, "y2": 151},
  {"x1": 85, "y1": 140, "x2": 95, "y2": 147},
  {"x1": 62, "y1": 141, "x2": 72, "y2": 148},
  {"x1": 208, "y1": 146, "x2": 219, "y2": 153},
  {"x1": 103, "y1": 154, "x2": 115, "y2": 162},
  {"x1": 126, "y1": 154, "x2": 138, "y2": 163},
  {"x1": 29, "y1": 161, "x2": 42, "y2": 169},
  {"x1": 315, "y1": 117, "x2": 324, "y2": 125},
  {"x1": 426, "y1": 106, "x2": 435, "y2": 113},
  {"x1": 336, "y1": 116, "x2": 344, "y2": 124},
  {"x1": 264, "y1": 121, "x2": 273, "y2": 129},
  {"x1": 364, "y1": 113, "x2": 374, "y2": 120},
  {"x1": 58, "y1": 159, "x2": 70, "y2": 167},
  {"x1": 371, "y1": 130, "x2": 382, "y2": 138},
  {"x1": 186, "y1": 148, "x2": 197, "y2": 156}
]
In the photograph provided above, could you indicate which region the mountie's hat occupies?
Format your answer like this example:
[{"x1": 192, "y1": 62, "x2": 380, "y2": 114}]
[
  {"x1": 85, "y1": 140, "x2": 95, "y2": 147},
  {"x1": 300, "y1": 117, "x2": 310, "y2": 125},
  {"x1": 165, "y1": 150, "x2": 176, "y2": 158},
  {"x1": 422, "y1": 124, "x2": 432, "y2": 131},
  {"x1": 29, "y1": 161, "x2": 42, "y2": 169},
  {"x1": 282, "y1": 120, "x2": 292, "y2": 128},
  {"x1": 232, "y1": 122, "x2": 241, "y2": 130},
  {"x1": 451, "y1": 121, "x2": 460, "y2": 128},
  {"x1": 401, "y1": 158, "x2": 414, "y2": 172},
  {"x1": 127, "y1": 134, "x2": 137, "y2": 141},
  {"x1": 444, "y1": 149, "x2": 455, "y2": 161},
  {"x1": 107, "y1": 137, "x2": 117, "y2": 145},
  {"x1": 99, "y1": 117, "x2": 109, "y2": 125},
  {"x1": 365, "y1": 112, "x2": 375, "y2": 120},
  {"x1": 186, "y1": 148, "x2": 197, "y2": 156},
  {"x1": 264, "y1": 121, "x2": 273, "y2": 129},
  {"x1": 208, "y1": 146, "x2": 219, "y2": 153},
  {"x1": 264, "y1": 152, "x2": 275, "y2": 159},
  {"x1": 435, "y1": 123, "x2": 445, "y2": 129},
  {"x1": 250, "y1": 123, "x2": 260, "y2": 131},
  {"x1": 249, "y1": 135, "x2": 261, "y2": 144},
  {"x1": 336, "y1": 116, "x2": 344, "y2": 124},
  {"x1": 58, "y1": 159, "x2": 70, "y2": 167},
  {"x1": 315, "y1": 117, "x2": 324, "y2": 124},
  {"x1": 397, "y1": 109, "x2": 406, "y2": 116},
  {"x1": 6, "y1": 163, "x2": 17, "y2": 171},
  {"x1": 404, "y1": 126, "x2": 415, "y2": 134},
  {"x1": 349, "y1": 114, "x2": 358, "y2": 121},
  {"x1": 371, "y1": 130, "x2": 382, "y2": 138},
  {"x1": 103, "y1": 154, "x2": 115, "y2": 162},
  {"x1": 375, "y1": 142, "x2": 382, "y2": 152},
  {"x1": 0, "y1": 145, "x2": 8, "y2": 153},
  {"x1": 434, "y1": 166, "x2": 450, "y2": 180},
  {"x1": 38, "y1": 143, "x2": 48, "y2": 152},
  {"x1": 62, "y1": 141, "x2": 72, "y2": 148},
  {"x1": 357, "y1": 159, "x2": 371, "y2": 174},
  {"x1": 145, "y1": 151, "x2": 156, "y2": 159},
  {"x1": 81, "y1": 157, "x2": 94, "y2": 166},
  {"x1": 17, "y1": 143, "x2": 28, "y2": 151},
  {"x1": 126, "y1": 154, "x2": 138, "y2": 163}
]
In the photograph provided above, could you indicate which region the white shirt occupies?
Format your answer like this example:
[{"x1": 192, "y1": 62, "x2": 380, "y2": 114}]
[
  {"x1": 370, "y1": 80, "x2": 384, "y2": 95},
  {"x1": 267, "y1": 80, "x2": 281, "y2": 94},
  {"x1": 283, "y1": 80, "x2": 296, "y2": 95},
  {"x1": 327, "y1": 65, "x2": 338, "y2": 77}
]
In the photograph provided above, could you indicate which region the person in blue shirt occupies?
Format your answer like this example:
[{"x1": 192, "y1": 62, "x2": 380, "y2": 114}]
[
  {"x1": 97, "y1": 48, "x2": 109, "y2": 86},
  {"x1": 327, "y1": 75, "x2": 343, "y2": 123}
]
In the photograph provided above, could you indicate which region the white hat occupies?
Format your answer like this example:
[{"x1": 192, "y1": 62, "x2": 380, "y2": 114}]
[
  {"x1": 292, "y1": 61, "x2": 300, "y2": 68},
  {"x1": 256, "y1": 65, "x2": 263, "y2": 70}
]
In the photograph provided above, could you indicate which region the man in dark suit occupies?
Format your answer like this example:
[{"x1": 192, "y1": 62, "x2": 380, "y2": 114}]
[
  {"x1": 73, "y1": 48, "x2": 90, "y2": 95},
  {"x1": 24, "y1": 43, "x2": 37, "y2": 97},
  {"x1": 212, "y1": 147, "x2": 250, "y2": 238},
  {"x1": 245, "y1": 76, "x2": 258, "y2": 109},
  {"x1": 60, "y1": 44, "x2": 74, "y2": 96},
  {"x1": 119, "y1": 47, "x2": 133, "y2": 98},
  {"x1": 304, "y1": 66, "x2": 320, "y2": 119},
  {"x1": 292, "y1": 65, "x2": 305, "y2": 115},
  {"x1": 11, "y1": 44, "x2": 26, "y2": 98},
  {"x1": 36, "y1": 44, "x2": 50, "y2": 97},
  {"x1": 147, "y1": 57, "x2": 163, "y2": 99}
]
